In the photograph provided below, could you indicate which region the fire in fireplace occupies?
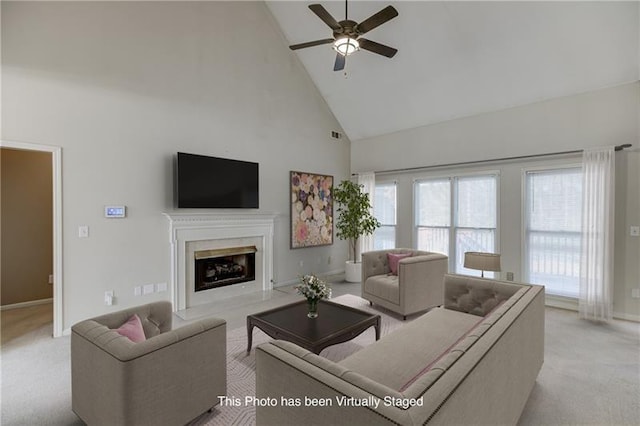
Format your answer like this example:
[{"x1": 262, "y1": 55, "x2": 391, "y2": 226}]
[{"x1": 194, "y1": 246, "x2": 257, "y2": 292}]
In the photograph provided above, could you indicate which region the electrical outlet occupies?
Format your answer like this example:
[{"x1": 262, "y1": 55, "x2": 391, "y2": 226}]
[
  {"x1": 630, "y1": 226, "x2": 640, "y2": 237},
  {"x1": 48, "y1": 274, "x2": 53, "y2": 285},
  {"x1": 78, "y1": 225, "x2": 89, "y2": 238},
  {"x1": 143, "y1": 284, "x2": 154, "y2": 295},
  {"x1": 299, "y1": 260, "x2": 304, "y2": 268},
  {"x1": 156, "y1": 282, "x2": 167, "y2": 293},
  {"x1": 134, "y1": 286, "x2": 142, "y2": 296},
  {"x1": 631, "y1": 288, "x2": 640, "y2": 299},
  {"x1": 506, "y1": 272, "x2": 514, "y2": 281}
]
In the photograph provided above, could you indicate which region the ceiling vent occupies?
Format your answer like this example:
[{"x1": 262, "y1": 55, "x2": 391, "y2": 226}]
[{"x1": 330, "y1": 131, "x2": 343, "y2": 140}]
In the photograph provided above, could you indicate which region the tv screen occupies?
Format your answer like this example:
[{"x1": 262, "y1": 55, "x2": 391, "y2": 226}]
[{"x1": 176, "y1": 152, "x2": 259, "y2": 208}]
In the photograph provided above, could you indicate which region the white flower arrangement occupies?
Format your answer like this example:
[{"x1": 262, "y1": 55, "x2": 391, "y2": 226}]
[{"x1": 295, "y1": 274, "x2": 331, "y2": 301}]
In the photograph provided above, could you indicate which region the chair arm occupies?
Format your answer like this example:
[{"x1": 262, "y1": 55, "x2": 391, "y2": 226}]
[
  {"x1": 72, "y1": 316, "x2": 226, "y2": 362},
  {"x1": 397, "y1": 253, "x2": 448, "y2": 312},
  {"x1": 399, "y1": 253, "x2": 446, "y2": 266}
]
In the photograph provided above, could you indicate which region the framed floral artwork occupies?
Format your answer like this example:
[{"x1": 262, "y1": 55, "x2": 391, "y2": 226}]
[{"x1": 290, "y1": 171, "x2": 333, "y2": 249}]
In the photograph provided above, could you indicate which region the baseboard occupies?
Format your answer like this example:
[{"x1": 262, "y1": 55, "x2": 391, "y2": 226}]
[
  {"x1": 613, "y1": 311, "x2": 640, "y2": 323},
  {"x1": 1, "y1": 298, "x2": 53, "y2": 311},
  {"x1": 544, "y1": 296, "x2": 640, "y2": 323},
  {"x1": 545, "y1": 295, "x2": 578, "y2": 311}
]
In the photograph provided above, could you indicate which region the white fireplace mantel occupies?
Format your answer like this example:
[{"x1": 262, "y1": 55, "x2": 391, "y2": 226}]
[{"x1": 164, "y1": 212, "x2": 277, "y2": 311}]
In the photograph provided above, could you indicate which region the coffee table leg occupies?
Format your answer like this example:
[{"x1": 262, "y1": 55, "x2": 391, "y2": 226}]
[
  {"x1": 247, "y1": 318, "x2": 254, "y2": 353},
  {"x1": 375, "y1": 316, "x2": 381, "y2": 341}
]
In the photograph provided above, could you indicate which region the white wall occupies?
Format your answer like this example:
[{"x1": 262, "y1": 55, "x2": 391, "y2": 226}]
[
  {"x1": 2, "y1": 1, "x2": 351, "y2": 330},
  {"x1": 352, "y1": 83, "x2": 638, "y2": 172},
  {"x1": 353, "y1": 83, "x2": 640, "y2": 320},
  {"x1": 614, "y1": 150, "x2": 640, "y2": 320}
]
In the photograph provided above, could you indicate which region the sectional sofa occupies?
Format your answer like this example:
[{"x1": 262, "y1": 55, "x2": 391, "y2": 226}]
[{"x1": 256, "y1": 274, "x2": 545, "y2": 425}]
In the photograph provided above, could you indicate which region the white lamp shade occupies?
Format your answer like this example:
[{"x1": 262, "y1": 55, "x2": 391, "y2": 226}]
[
  {"x1": 464, "y1": 252, "x2": 501, "y2": 272},
  {"x1": 333, "y1": 37, "x2": 359, "y2": 55}
]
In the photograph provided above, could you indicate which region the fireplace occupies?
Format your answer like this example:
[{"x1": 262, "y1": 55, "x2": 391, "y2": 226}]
[
  {"x1": 164, "y1": 213, "x2": 276, "y2": 311},
  {"x1": 195, "y1": 246, "x2": 256, "y2": 291}
]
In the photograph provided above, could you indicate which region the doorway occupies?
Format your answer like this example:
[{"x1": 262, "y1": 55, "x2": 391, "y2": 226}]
[{"x1": 0, "y1": 141, "x2": 63, "y2": 337}]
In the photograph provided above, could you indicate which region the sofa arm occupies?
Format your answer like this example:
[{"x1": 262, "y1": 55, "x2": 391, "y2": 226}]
[{"x1": 256, "y1": 340, "x2": 411, "y2": 425}]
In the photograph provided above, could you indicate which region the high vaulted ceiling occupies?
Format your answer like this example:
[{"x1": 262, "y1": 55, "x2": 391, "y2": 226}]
[{"x1": 266, "y1": 1, "x2": 639, "y2": 141}]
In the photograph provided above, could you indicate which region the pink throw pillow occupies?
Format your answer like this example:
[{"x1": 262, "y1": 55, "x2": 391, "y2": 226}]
[
  {"x1": 387, "y1": 252, "x2": 412, "y2": 275},
  {"x1": 115, "y1": 314, "x2": 146, "y2": 343}
]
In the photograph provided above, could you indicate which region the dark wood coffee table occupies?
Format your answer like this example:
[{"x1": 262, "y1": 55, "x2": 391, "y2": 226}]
[{"x1": 247, "y1": 299, "x2": 381, "y2": 354}]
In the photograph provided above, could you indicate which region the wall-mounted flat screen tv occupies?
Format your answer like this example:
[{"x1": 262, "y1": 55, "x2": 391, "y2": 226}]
[{"x1": 176, "y1": 152, "x2": 259, "y2": 208}]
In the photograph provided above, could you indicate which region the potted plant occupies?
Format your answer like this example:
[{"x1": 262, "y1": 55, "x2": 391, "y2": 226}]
[{"x1": 333, "y1": 180, "x2": 381, "y2": 282}]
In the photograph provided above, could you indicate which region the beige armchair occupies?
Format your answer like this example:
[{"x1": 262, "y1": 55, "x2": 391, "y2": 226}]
[
  {"x1": 361, "y1": 249, "x2": 448, "y2": 319},
  {"x1": 71, "y1": 301, "x2": 226, "y2": 426}
]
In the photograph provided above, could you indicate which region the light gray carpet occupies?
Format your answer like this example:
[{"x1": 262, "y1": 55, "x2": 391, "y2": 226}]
[
  {"x1": 517, "y1": 308, "x2": 640, "y2": 425},
  {"x1": 1, "y1": 294, "x2": 638, "y2": 425}
]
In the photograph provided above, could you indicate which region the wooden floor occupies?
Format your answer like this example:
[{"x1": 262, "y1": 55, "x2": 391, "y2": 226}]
[{"x1": 1, "y1": 302, "x2": 53, "y2": 345}]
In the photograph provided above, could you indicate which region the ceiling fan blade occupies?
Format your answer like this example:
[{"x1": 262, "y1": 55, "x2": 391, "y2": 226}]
[
  {"x1": 358, "y1": 38, "x2": 398, "y2": 58},
  {"x1": 289, "y1": 38, "x2": 335, "y2": 51},
  {"x1": 356, "y1": 5, "x2": 398, "y2": 35},
  {"x1": 333, "y1": 53, "x2": 346, "y2": 71},
  {"x1": 309, "y1": 4, "x2": 341, "y2": 31}
]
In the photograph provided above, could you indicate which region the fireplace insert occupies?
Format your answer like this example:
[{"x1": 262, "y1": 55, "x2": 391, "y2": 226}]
[{"x1": 194, "y1": 246, "x2": 256, "y2": 291}]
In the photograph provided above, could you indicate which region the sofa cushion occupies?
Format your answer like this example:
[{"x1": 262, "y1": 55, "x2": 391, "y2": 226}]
[
  {"x1": 363, "y1": 274, "x2": 400, "y2": 304},
  {"x1": 387, "y1": 252, "x2": 412, "y2": 275},
  {"x1": 444, "y1": 274, "x2": 522, "y2": 316},
  {"x1": 339, "y1": 307, "x2": 480, "y2": 391},
  {"x1": 401, "y1": 285, "x2": 532, "y2": 399},
  {"x1": 115, "y1": 314, "x2": 146, "y2": 343}
]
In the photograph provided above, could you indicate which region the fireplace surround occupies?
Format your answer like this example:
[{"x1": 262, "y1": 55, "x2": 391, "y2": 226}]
[{"x1": 164, "y1": 213, "x2": 276, "y2": 311}]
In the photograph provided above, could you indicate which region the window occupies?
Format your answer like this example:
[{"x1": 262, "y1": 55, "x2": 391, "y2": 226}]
[
  {"x1": 415, "y1": 178, "x2": 450, "y2": 256},
  {"x1": 524, "y1": 168, "x2": 582, "y2": 298},
  {"x1": 416, "y1": 174, "x2": 498, "y2": 277},
  {"x1": 373, "y1": 182, "x2": 397, "y2": 249}
]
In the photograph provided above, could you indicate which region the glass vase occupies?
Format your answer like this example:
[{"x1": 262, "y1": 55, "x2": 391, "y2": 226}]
[{"x1": 307, "y1": 299, "x2": 319, "y2": 318}]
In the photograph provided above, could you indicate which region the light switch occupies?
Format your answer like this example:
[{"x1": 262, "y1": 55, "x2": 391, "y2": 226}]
[
  {"x1": 78, "y1": 226, "x2": 89, "y2": 238},
  {"x1": 143, "y1": 284, "x2": 154, "y2": 295},
  {"x1": 630, "y1": 226, "x2": 640, "y2": 237},
  {"x1": 104, "y1": 290, "x2": 114, "y2": 306}
]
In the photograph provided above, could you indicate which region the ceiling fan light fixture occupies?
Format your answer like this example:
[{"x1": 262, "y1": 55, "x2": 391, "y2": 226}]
[{"x1": 333, "y1": 37, "x2": 359, "y2": 56}]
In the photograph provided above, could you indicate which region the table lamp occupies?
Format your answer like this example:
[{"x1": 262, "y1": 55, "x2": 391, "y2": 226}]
[{"x1": 463, "y1": 252, "x2": 501, "y2": 277}]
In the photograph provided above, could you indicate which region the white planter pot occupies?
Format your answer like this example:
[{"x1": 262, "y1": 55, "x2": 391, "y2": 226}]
[{"x1": 344, "y1": 261, "x2": 362, "y2": 283}]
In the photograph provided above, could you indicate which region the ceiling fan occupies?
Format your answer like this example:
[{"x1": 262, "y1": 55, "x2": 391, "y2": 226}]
[{"x1": 289, "y1": 1, "x2": 399, "y2": 71}]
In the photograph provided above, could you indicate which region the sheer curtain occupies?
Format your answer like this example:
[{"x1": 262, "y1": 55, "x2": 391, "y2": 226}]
[
  {"x1": 579, "y1": 147, "x2": 615, "y2": 322},
  {"x1": 357, "y1": 172, "x2": 376, "y2": 261}
]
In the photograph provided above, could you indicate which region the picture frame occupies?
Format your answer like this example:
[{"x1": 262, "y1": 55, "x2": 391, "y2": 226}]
[{"x1": 290, "y1": 171, "x2": 334, "y2": 249}]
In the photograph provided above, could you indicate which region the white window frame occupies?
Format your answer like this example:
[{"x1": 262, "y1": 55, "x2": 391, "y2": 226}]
[{"x1": 414, "y1": 171, "x2": 500, "y2": 274}]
